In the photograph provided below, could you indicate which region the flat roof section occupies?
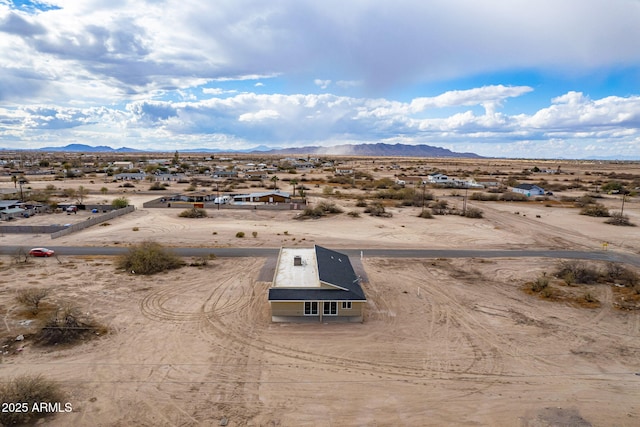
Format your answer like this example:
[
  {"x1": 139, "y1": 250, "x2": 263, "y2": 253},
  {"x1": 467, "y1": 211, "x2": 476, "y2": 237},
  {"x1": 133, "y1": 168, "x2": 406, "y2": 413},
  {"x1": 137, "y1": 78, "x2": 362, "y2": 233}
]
[{"x1": 273, "y1": 248, "x2": 319, "y2": 288}]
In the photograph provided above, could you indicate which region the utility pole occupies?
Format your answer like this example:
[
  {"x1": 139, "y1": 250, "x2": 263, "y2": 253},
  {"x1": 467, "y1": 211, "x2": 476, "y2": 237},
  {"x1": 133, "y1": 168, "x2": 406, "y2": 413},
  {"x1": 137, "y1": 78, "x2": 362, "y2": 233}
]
[
  {"x1": 18, "y1": 178, "x2": 24, "y2": 201},
  {"x1": 463, "y1": 184, "x2": 469, "y2": 215}
]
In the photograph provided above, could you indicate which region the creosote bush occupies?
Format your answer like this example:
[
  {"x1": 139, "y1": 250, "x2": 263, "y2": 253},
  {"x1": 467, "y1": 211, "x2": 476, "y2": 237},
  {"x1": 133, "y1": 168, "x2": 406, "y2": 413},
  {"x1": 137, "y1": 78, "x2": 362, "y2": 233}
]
[
  {"x1": 179, "y1": 207, "x2": 208, "y2": 218},
  {"x1": 0, "y1": 375, "x2": 66, "y2": 425},
  {"x1": 116, "y1": 241, "x2": 184, "y2": 275},
  {"x1": 580, "y1": 203, "x2": 610, "y2": 217},
  {"x1": 364, "y1": 202, "x2": 392, "y2": 217},
  {"x1": 298, "y1": 201, "x2": 343, "y2": 219},
  {"x1": 554, "y1": 261, "x2": 600, "y2": 284},
  {"x1": 16, "y1": 288, "x2": 49, "y2": 314},
  {"x1": 236, "y1": 231, "x2": 245, "y2": 238},
  {"x1": 462, "y1": 207, "x2": 483, "y2": 218},
  {"x1": 530, "y1": 274, "x2": 549, "y2": 292},
  {"x1": 111, "y1": 196, "x2": 129, "y2": 209},
  {"x1": 605, "y1": 212, "x2": 635, "y2": 226}
]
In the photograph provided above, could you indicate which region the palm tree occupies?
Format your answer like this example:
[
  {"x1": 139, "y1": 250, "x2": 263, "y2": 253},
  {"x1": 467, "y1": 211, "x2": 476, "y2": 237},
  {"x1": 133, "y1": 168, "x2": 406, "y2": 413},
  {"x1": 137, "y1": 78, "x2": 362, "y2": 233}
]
[
  {"x1": 270, "y1": 175, "x2": 279, "y2": 190},
  {"x1": 290, "y1": 179, "x2": 298, "y2": 198},
  {"x1": 11, "y1": 175, "x2": 17, "y2": 188}
]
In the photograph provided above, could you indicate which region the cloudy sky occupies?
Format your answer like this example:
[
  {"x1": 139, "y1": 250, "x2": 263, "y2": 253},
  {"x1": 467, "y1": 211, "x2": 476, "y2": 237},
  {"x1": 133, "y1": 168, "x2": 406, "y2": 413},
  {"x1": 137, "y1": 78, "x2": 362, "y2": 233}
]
[{"x1": 1, "y1": 0, "x2": 640, "y2": 158}]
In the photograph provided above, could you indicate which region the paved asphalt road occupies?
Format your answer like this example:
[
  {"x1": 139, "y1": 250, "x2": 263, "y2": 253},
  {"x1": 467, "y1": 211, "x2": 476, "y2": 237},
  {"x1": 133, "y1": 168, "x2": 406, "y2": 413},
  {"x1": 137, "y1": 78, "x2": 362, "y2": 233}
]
[{"x1": 3, "y1": 245, "x2": 639, "y2": 267}]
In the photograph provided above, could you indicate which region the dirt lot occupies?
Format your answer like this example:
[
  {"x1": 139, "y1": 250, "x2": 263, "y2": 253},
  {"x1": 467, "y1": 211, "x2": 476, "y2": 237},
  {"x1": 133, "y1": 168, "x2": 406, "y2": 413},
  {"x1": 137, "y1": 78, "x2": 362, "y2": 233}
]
[
  {"x1": 2, "y1": 255, "x2": 639, "y2": 426},
  {"x1": 1, "y1": 159, "x2": 640, "y2": 426}
]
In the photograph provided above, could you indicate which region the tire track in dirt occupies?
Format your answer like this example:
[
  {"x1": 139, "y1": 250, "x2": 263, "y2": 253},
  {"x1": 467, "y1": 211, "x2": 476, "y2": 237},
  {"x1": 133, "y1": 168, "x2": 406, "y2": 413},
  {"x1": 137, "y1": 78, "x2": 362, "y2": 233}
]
[
  {"x1": 480, "y1": 203, "x2": 595, "y2": 250},
  {"x1": 193, "y1": 259, "x2": 508, "y2": 386}
]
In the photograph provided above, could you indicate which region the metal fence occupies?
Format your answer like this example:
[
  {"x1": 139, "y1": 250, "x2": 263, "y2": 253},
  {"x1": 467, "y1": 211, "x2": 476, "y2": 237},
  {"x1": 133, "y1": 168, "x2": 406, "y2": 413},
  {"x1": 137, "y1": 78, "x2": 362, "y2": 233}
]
[{"x1": 50, "y1": 205, "x2": 135, "y2": 239}]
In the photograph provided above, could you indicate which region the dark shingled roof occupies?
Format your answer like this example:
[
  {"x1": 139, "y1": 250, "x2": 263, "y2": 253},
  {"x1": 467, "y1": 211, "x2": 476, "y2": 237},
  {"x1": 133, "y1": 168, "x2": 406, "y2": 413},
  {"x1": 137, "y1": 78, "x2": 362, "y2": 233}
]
[{"x1": 268, "y1": 245, "x2": 366, "y2": 302}]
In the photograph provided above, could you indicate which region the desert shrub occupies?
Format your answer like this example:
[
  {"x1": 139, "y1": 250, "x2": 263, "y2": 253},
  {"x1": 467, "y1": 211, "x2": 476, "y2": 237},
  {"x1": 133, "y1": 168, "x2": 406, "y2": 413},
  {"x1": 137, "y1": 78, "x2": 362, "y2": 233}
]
[
  {"x1": 149, "y1": 182, "x2": 165, "y2": 190},
  {"x1": 364, "y1": 202, "x2": 392, "y2": 217},
  {"x1": 580, "y1": 203, "x2": 610, "y2": 217},
  {"x1": 554, "y1": 261, "x2": 600, "y2": 284},
  {"x1": 583, "y1": 292, "x2": 598, "y2": 303},
  {"x1": 605, "y1": 212, "x2": 635, "y2": 226},
  {"x1": 116, "y1": 241, "x2": 184, "y2": 275},
  {"x1": 37, "y1": 305, "x2": 101, "y2": 345},
  {"x1": 328, "y1": 175, "x2": 354, "y2": 185},
  {"x1": 252, "y1": 231, "x2": 258, "y2": 238},
  {"x1": 16, "y1": 288, "x2": 49, "y2": 314},
  {"x1": 111, "y1": 197, "x2": 129, "y2": 209},
  {"x1": 189, "y1": 256, "x2": 209, "y2": 267},
  {"x1": 347, "y1": 210, "x2": 361, "y2": 218},
  {"x1": 372, "y1": 177, "x2": 396, "y2": 189},
  {"x1": 121, "y1": 182, "x2": 135, "y2": 188},
  {"x1": 462, "y1": 207, "x2": 483, "y2": 218},
  {"x1": 499, "y1": 192, "x2": 529, "y2": 202},
  {"x1": 179, "y1": 208, "x2": 208, "y2": 218},
  {"x1": 574, "y1": 195, "x2": 594, "y2": 207},
  {"x1": 601, "y1": 180, "x2": 625, "y2": 193},
  {"x1": 470, "y1": 192, "x2": 499, "y2": 201},
  {"x1": 605, "y1": 262, "x2": 639, "y2": 286},
  {"x1": 0, "y1": 375, "x2": 66, "y2": 425},
  {"x1": 235, "y1": 231, "x2": 245, "y2": 238},
  {"x1": 530, "y1": 275, "x2": 549, "y2": 292},
  {"x1": 430, "y1": 200, "x2": 449, "y2": 215},
  {"x1": 298, "y1": 201, "x2": 343, "y2": 219},
  {"x1": 417, "y1": 210, "x2": 433, "y2": 219},
  {"x1": 355, "y1": 198, "x2": 368, "y2": 207}
]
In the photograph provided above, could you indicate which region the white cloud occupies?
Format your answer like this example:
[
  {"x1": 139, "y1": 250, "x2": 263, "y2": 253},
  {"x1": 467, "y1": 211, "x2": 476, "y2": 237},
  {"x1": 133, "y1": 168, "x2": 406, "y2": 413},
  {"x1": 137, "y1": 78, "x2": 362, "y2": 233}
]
[
  {"x1": 4, "y1": 86, "x2": 640, "y2": 158},
  {"x1": 1, "y1": 0, "x2": 640, "y2": 157},
  {"x1": 238, "y1": 109, "x2": 280, "y2": 122},
  {"x1": 314, "y1": 79, "x2": 331, "y2": 89},
  {"x1": 3, "y1": 1, "x2": 639, "y2": 104}
]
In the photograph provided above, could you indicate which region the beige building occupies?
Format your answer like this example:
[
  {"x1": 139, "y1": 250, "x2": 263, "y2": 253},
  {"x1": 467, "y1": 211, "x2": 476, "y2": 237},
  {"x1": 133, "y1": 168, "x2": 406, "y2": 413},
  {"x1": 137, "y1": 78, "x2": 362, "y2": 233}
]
[{"x1": 268, "y1": 246, "x2": 366, "y2": 322}]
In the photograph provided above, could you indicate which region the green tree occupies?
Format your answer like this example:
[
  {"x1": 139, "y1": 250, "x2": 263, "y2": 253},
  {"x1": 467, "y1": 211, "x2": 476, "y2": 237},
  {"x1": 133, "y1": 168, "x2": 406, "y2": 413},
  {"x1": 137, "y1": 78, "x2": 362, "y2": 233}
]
[
  {"x1": 111, "y1": 197, "x2": 129, "y2": 209},
  {"x1": 271, "y1": 175, "x2": 279, "y2": 190},
  {"x1": 77, "y1": 185, "x2": 89, "y2": 204},
  {"x1": 290, "y1": 179, "x2": 298, "y2": 197}
]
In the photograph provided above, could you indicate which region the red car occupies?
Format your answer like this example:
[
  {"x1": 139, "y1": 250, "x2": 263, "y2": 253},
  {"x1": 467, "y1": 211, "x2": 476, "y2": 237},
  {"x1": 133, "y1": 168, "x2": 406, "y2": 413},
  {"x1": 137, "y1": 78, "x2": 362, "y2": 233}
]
[{"x1": 29, "y1": 248, "x2": 55, "y2": 257}]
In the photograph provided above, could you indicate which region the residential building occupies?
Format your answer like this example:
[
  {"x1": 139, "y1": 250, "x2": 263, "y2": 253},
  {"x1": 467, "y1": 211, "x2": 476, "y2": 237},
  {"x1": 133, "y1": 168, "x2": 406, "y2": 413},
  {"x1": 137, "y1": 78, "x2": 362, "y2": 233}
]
[{"x1": 268, "y1": 246, "x2": 366, "y2": 322}]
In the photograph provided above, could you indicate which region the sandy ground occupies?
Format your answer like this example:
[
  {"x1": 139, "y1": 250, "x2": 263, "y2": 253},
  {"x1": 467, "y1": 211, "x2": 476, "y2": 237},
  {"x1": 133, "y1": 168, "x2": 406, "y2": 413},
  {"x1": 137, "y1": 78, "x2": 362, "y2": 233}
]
[
  {"x1": 2, "y1": 255, "x2": 639, "y2": 426},
  {"x1": 1, "y1": 167, "x2": 640, "y2": 426}
]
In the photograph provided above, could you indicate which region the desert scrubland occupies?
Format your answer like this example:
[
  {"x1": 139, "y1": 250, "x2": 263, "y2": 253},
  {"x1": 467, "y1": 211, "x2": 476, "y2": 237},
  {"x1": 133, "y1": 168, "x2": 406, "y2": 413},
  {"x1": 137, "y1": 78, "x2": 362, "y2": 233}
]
[{"x1": 1, "y1": 156, "x2": 640, "y2": 426}]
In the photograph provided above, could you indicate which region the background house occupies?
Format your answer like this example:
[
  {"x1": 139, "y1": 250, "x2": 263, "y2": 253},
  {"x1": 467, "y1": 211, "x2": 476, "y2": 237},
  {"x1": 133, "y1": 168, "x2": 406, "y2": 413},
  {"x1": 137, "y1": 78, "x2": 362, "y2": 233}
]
[
  {"x1": 233, "y1": 191, "x2": 290, "y2": 204},
  {"x1": 268, "y1": 245, "x2": 366, "y2": 322},
  {"x1": 512, "y1": 184, "x2": 545, "y2": 196}
]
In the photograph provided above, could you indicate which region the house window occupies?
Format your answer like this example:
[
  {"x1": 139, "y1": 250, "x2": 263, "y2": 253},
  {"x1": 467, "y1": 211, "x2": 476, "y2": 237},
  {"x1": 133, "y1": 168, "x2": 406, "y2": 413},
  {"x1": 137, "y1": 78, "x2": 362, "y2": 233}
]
[
  {"x1": 342, "y1": 301, "x2": 352, "y2": 309},
  {"x1": 323, "y1": 301, "x2": 337, "y2": 316},
  {"x1": 304, "y1": 301, "x2": 318, "y2": 315}
]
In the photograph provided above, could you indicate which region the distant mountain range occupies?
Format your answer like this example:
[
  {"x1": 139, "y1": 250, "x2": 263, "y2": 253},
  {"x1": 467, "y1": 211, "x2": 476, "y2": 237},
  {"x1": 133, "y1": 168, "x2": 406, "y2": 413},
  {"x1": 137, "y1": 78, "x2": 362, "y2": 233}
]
[{"x1": 8, "y1": 142, "x2": 481, "y2": 158}]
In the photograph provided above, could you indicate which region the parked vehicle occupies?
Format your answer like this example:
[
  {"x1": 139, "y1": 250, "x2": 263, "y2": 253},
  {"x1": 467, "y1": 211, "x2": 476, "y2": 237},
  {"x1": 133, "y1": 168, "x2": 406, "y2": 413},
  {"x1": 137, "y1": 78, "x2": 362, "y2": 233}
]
[
  {"x1": 66, "y1": 205, "x2": 78, "y2": 214},
  {"x1": 29, "y1": 247, "x2": 55, "y2": 257}
]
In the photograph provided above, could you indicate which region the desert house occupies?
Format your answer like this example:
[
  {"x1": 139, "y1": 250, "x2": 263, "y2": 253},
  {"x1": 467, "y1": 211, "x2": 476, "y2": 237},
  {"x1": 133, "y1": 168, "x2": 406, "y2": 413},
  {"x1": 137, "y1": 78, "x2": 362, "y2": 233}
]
[
  {"x1": 268, "y1": 245, "x2": 367, "y2": 322},
  {"x1": 233, "y1": 191, "x2": 290, "y2": 204},
  {"x1": 0, "y1": 200, "x2": 26, "y2": 220},
  {"x1": 512, "y1": 183, "x2": 546, "y2": 197},
  {"x1": 112, "y1": 161, "x2": 135, "y2": 170}
]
